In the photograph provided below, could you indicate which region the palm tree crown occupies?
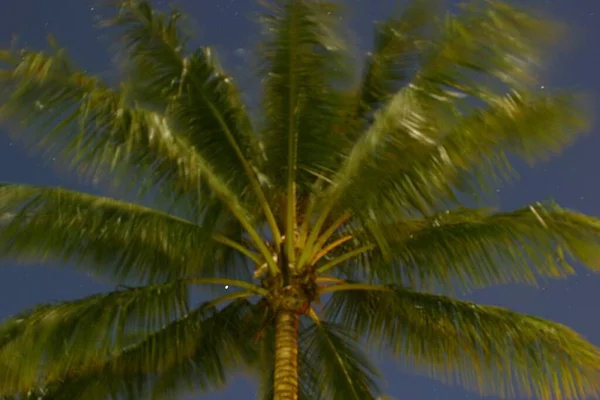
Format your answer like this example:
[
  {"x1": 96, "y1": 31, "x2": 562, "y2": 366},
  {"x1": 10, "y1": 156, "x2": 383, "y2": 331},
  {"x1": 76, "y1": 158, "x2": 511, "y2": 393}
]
[{"x1": 0, "y1": 0, "x2": 599, "y2": 399}]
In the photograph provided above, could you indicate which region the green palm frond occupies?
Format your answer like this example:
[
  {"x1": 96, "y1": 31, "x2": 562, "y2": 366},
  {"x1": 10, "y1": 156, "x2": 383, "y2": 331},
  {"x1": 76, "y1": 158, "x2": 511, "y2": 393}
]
[
  {"x1": 0, "y1": 43, "x2": 276, "y2": 268},
  {"x1": 312, "y1": 90, "x2": 589, "y2": 268},
  {"x1": 325, "y1": 285, "x2": 600, "y2": 400},
  {"x1": 0, "y1": 46, "x2": 204, "y2": 214},
  {"x1": 100, "y1": 0, "x2": 193, "y2": 111},
  {"x1": 418, "y1": 0, "x2": 563, "y2": 98},
  {"x1": 6, "y1": 298, "x2": 259, "y2": 400},
  {"x1": 122, "y1": 298, "x2": 259, "y2": 400},
  {"x1": 335, "y1": 202, "x2": 600, "y2": 292},
  {"x1": 319, "y1": 1, "x2": 584, "y2": 226},
  {"x1": 0, "y1": 184, "x2": 224, "y2": 282},
  {"x1": 346, "y1": 0, "x2": 441, "y2": 135},
  {"x1": 302, "y1": 314, "x2": 382, "y2": 400},
  {"x1": 331, "y1": 89, "x2": 589, "y2": 254},
  {"x1": 258, "y1": 0, "x2": 350, "y2": 246},
  {"x1": 102, "y1": 1, "x2": 281, "y2": 238},
  {"x1": 442, "y1": 91, "x2": 589, "y2": 194},
  {"x1": 0, "y1": 280, "x2": 189, "y2": 396}
]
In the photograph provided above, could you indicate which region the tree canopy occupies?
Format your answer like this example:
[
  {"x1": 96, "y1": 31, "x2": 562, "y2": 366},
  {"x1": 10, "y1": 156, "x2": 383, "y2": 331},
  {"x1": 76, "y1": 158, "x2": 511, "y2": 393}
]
[{"x1": 0, "y1": 0, "x2": 599, "y2": 399}]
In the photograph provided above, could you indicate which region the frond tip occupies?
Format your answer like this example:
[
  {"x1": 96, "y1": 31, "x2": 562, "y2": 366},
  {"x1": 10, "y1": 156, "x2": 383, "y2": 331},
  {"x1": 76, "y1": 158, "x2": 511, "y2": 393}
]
[
  {"x1": 326, "y1": 285, "x2": 600, "y2": 400},
  {"x1": 2, "y1": 298, "x2": 260, "y2": 400},
  {"x1": 0, "y1": 280, "x2": 189, "y2": 396},
  {"x1": 0, "y1": 183, "x2": 213, "y2": 283},
  {"x1": 360, "y1": 202, "x2": 600, "y2": 292}
]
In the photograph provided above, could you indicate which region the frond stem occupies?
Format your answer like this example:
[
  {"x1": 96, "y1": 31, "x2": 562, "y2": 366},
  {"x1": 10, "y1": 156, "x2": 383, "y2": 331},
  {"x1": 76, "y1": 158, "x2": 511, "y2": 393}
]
[
  {"x1": 318, "y1": 283, "x2": 389, "y2": 295},
  {"x1": 306, "y1": 306, "x2": 360, "y2": 399},
  {"x1": 307, "y1": 306, "x2": 321, "y2": 323},
  {"x1": 316, "y1": 244, "x2": 375, "y2": 274},
  {"x1": 204, "y1": 99, "x2": 282, "y2": 246},
  {"x1": 189, "y1": 278, "x2": 268, "y2": 296},
  {"x1": 316, "y1": 277, "x2": 348, "y2": 284},
  {"x1": 313, "y1": 211, "x2": 352, "y2": 252},
  {"x1": 297, "y1": 192, "x2": 317, "y2": 248},
  {"x1": 311, "y1": 235, "x2": 353, "y2": 265},
  {"x1": 285, "y1": 0, "x2": 300, "y2": 266},
  {"x1": 203, "y1": 290, "x2": 258, "y2": 308},
  {"x1": 220, "y1": 206, "x2": 279, "y2": 275},
  {"x1": 212, "y1": 234, "x2": 262, "y2": 264},
  {"x1": 300, "y1": 200, "x2": 336, "y2": 268}
]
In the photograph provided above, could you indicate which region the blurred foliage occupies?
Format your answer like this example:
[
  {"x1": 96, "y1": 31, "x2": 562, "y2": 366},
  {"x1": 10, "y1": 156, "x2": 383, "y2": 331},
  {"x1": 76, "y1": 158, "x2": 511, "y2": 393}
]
[{"x1": 0, "y1": 0, "x2": 598, "y2": 399}]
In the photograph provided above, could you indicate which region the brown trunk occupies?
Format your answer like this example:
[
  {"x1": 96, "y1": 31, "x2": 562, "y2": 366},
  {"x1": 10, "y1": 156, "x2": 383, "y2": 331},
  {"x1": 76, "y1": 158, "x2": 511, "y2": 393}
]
[{"x1": 273, "y1": 310, "x2": 299, "y2": 400}]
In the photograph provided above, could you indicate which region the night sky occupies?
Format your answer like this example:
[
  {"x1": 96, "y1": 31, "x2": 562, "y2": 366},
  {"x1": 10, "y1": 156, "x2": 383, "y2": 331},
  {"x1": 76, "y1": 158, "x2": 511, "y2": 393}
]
[{"x1": 0, "y1": 0, "x2": 599, "y2": 399}]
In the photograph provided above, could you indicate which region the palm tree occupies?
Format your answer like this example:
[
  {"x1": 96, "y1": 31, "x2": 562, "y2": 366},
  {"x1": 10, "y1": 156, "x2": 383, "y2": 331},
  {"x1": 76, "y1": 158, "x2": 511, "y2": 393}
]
[{"x1": 0, "y1": 0, "x2": 599, "y2": 398}]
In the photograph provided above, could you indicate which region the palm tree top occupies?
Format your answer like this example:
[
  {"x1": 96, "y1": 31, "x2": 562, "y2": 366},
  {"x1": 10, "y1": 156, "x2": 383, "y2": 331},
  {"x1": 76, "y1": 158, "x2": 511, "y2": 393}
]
[{"x1": 0, "y1": 0, "x2": 599, "y2": 399}]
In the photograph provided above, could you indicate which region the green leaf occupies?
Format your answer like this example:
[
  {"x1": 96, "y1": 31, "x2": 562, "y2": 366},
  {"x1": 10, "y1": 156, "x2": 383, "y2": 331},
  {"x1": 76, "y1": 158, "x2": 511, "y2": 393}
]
[
  {"x1": 100, "y1": 0, "x2": 193, "y2": 112},
  {"x1": 0, "y1": 280, "x2": 189, "y2": 396},
  {"x1": 0, "y1": 184, "x2": 220, "y2": 283},
  {"x1": 337, "y1": 202, "x2": 600, "y2": 293},
  {"x1": 347, "y1": 0, "x2": 441, "y2": 132},
  {"x1": 319, "y1": 1, "x2": 584, "y2": 234},
  {"x1": 301, "y1": 319, "x2": 382, "y2": 400},
  {"x1": 329, "y1": 89, "x2": 590, "y2": 254},
  {"x1": 325, "y1": 285, "x2": 600, "y2": 399},
  {"x1": 258, "y1": 0, "x2": 350, "y2": 196},
  {"x1": 7, "y1": 299, "x2": 259, "y2": 400},
  {"x1": 0, "y1": 46, "x2": 201, "y2": 213},
  {"x1": 102, "y1": 1, "x2": 281, "y2": 239},
  {"x1": 0, "y1": 43, "x2": 273, "y2": 260}
]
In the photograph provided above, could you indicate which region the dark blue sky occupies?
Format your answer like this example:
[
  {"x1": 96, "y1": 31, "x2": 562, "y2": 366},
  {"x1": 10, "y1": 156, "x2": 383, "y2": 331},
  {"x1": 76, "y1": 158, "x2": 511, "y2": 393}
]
[{"x1": 0, "y1": 0, "x2": 599, "y2": 399}]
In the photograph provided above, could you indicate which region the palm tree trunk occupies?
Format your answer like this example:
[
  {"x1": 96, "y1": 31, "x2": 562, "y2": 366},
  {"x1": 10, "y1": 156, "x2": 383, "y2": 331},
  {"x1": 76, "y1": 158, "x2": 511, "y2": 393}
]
[{"x1": 273, "y1": 310, "x2": 299, "y2": 400}]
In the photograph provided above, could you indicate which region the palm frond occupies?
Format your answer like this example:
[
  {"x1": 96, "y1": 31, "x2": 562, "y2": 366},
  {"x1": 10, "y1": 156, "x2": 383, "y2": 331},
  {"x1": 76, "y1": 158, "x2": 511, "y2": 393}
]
[
  {"x1": 318, "y1": 1, "x2": 585, "y2": 233},
  {"x1": 0, "y1": 280, "x2": 189, "y2": 396},
  {"x1": 0, "y1": 45, "x2": 201, "y2": 215},
  {"x1": 102, "y1": 1, "x2": 281, "y2": 238},
  {"x1": 0, "y1": 45, "x2": 276, "y2": 267},
  {"x1": 414, "y1": 0, "x2": 562, "y2": 99},
  {"x1": 325, "y1": 285, "x2": 600, "y2": 400},
  {"x1": 334, "y1": 202, "x2": 600, "y2": 293},
  {"x1": 99, "y1": 0, "x2": 193, "y2": 112},
  {"x1": 0, "y1": 183, "x2": 223, "y2": 283},
  {"x1": 302, "y1": 313, "x2": 382, "y2": 400},
  {"x1": 258, "y1": 0, "x2": 350, "y2": 207},
  {"x1": 345, "y1": 0, "x2": 441, "y2": 137},
  {"x1": 5, "y1": 298, "x2": 259, "y2": 400},
  {"x1": 330, "y1": 89, "x2": 590, "y2": 255}
]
